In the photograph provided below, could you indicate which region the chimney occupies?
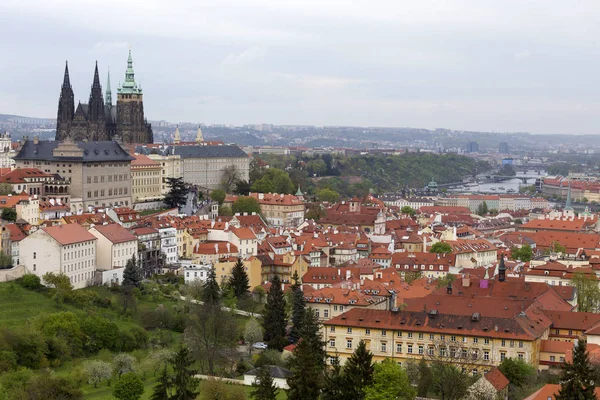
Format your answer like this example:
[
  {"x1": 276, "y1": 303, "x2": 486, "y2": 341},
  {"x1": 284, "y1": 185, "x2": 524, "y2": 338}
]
[
  {"x1": 226, "y1": 242, "x2": 230, "y2": 253},
  {"x1": 214, "y1": 243, "x2": 218, "y2": 253},
  {"x1": 447, "y1": 280, "x2": 453, "y2": 295}
]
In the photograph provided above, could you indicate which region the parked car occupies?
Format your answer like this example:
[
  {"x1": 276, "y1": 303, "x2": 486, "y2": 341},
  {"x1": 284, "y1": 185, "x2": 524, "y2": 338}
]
[{"x1": 252, "y1": 342, "x2": 268, "y2": 350}]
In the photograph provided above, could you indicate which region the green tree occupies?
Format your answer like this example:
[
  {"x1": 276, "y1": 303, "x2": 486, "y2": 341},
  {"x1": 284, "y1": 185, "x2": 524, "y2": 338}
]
[
  {"x1": 234, "y1": 180, "x2": 252, "y2": 196},
  {"x1": 498, "y1": 358, "x2": 535, "y2": 388},
  {"x1": 0, "y1": 183, "x2": 13, "y2": 195},
  {"x1": 123, "y1": 255, "x2": 142, "y2": 288},
  {"x1": 416, "y1": 358, "x2": 432, "y2": 397},
  {"x1": 251, "y1": 168, "x2": 294, "y2": 194},
  {"x1": 1, "y1": 208, "x2": 16, "y2": 222},
  {"x1": 498, "y1": 164, "x2": 516, "y2": 176},
  {"x1": 24, "y1": 372, "x2": 83, "y2": 400},
  {"x1": 287, "y1": 309, "x2": 326, "y2": 400},
  {"x1": 164, "y1": 177, "x2": 188, "y2": 210},
  {"x1": 244, "y1": 318, "x2": 263, "y2": 356},
  {"x1": 83, "y1": 360, "x2": 112, "y2": 388},
  {"x1": 556, "y1": 340, "x2": 596, "y2": 400},
  {"x1": 251, "y1": 365, "x2": 279, "y2": 400},
  {"x1": 364, "y1": 358, "x2": 415, "y2": 400},
  {"x1": 210, "y1": 189, "x2": 227, "y2": 205},
  {"x1": 19, "y1": 274, "x2": 42, "y2": 290},
  {"x1": 262, "y1": 275, "x2": 287, "y2": 351},
  {"x1": 289, "y1": 271, "x2": 305, "y2": 343},
  {"x1": 321, "y1": 355, "x2": 345, "y2": 400},
  {"x1": 232, "y1": 196, "x2": 261, "y2": 215},
  {"x1": 42, "y1": 272, "x2": 73, "y2": 306},
  {"x1": 170, "y1": 345, "x2": 199, "y2": 400},
  {"x1": 401, "y1": 206, "x2": 416, "y2": 216},
  {"x1": 220, "y1": 165, "x2": 240, "y2": 193},
  {"x1": 573, "y1": 272, "x2": 600, "y2": 313},
  {"x1": 477, "y1": 201, "x2": 489, "y2": 216},
  {"x1": 547, "y1": 241, "x2": 567, "y2": 254},
  {"x1": 202, "y1": 267, "x2": 221, "y2": 306},
  {"x1": 113, "y1": 353, "x2": 136, "y2": 377},
  {"x1": 429, "y1": 242, "x2": 452, "y2": 254},
  {"x1": 150, "y1": 366, "x2": 171, "y2": 400},
  {"x1": 113, "y1": 372, "x2": 144, "y2": 400},
  {"x1": 316, "y1": 188, "x2": 340, "y2": 203},
  {"x1": 219, "y1": 205, "x2": 233, "y2": 216},
  {"x1": 430, "y1": 361, "x2": 470, "y2": 400},
  {"x1": 0, "y1": 251, "x2": 11, "y2": 268},
  {"x1": 342, "y1": 339, "x2": 374, "y2": 400},
  {"x1": 510, "y1": 245, "x2": 533, "y2": 262},
  {"x1": 229, "y1": 258, "x2": 250, "y2": 299}
]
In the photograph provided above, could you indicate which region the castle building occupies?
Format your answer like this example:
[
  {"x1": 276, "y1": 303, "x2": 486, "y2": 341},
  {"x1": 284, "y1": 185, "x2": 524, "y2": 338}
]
[{"x1": 56, "y1": 50, "x2": 153, "y2": 144}]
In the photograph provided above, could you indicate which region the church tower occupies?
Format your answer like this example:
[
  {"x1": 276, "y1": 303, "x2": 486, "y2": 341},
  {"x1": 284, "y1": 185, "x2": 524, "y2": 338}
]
[
  {"x1": 116, "y1": 50, "x2": 153, "y2": 143},
  {"x1": 56, "y1": 61, "x2": 75, "y2": 141},
  {"x1": 87, "y1": 62, "x2": 107, "y2": 140}
]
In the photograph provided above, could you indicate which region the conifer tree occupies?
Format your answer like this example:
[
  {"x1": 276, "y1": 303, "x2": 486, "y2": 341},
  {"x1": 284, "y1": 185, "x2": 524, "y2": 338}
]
[
  {"x1": 150, "y1": 366, "x2": 170, "y2": 400},
  {"x1": 170, "y1": 345, "x2": 199, "y2": 400},
  {"x1": 164, "y1": 177, "x2": 188, "y2": 210},
  {"x1": 342, "y1": 339, "x2": 374, "y2": 400},
  {"x1": 251, "y1": 365, "x2": 279, "y2": 400},
  {"x1": 202, "y1": 267, "x2": 221, "y2": 306},
  {"x1": 262, "y1": 275, "x2": 287, "y2": 351},
  {"x1": 289, "y1": 271, "x2": 305, "y2": 343},
  {"x1": 287, "y1": 308, "x2": 326, "y2": 400},
  {"x1": 321, "y1": 355, "x2": 346, "y2": 400},
  {"x1": 229, "y1": 257, "x2": 250, "y2": 299},
  {"x1": 123, "y1": 255, "x2": 142, "y2": 288},
  {"x1": 556, "y1": 339, "x2": 596, "y2": 400}
]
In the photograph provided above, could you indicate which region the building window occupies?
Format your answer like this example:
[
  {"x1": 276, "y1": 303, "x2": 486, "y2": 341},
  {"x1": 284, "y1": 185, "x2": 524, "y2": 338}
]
[
  {"x1": 346, "y1": 340, "x2": 352, "y2": 349},
  {"x1": 397, "y1": 332, "x2": 402, "y2": 338},
  {"x1": 510, "y1": 340, "x2": 514, "y2": 348},
  {"x1": 381, "y1": 330, "x2": 386, "y2": 337},
  {"x1": 347, "y1": 327, "x2": 352, "y2": 334},
  {"x1": 451, "y1": 335, "x2": 457, "y2": 342},
  {"x1": 429, "y1": 334, "x2": 435, "y2": 340},
  {"x1": 33, "y1": 252, "x2": 36, "y2": 259},
  {"x1": 323, "y1": 310, "x2": 328, "y2": 318},
  {"x1": 484, "y1": 351, "x2": 489, "y2": 360},
  {"x1": 519, "y1": 341, "x2": 524, "y2": 348},
  {"x1": 518, "y1": 353, "x2": 524, "y2": 360},
  {"x1": 381, "y1": 342, "x2": 387, "y2": 353},
  {"x1": 473, "y1": 338, "x2": 478, "y2": 344},
  {"x1": 550, "y1": 355, "x2": 556, "y2": 362},
  {"x1": 407, "y1": 344, "x2": 413, "y2": 354},
  {"x1": 418, "y1": 333, "x2": 423, "y2": 340},
  {"x1": 428, "y1": 346, "x2": 434, "y2": 356},
  {"x1": 484, "y1": 338, "x2": 490, "y2": 345},
  {"x1": 418, "y1": 345, "x2": 424, "y2": 355},
  {"x1": 501, "y1": 340, "x2": 506, "y2": 347},
  {"x1": 365, "y1": 329, "x2": 370, "y2": 336},
  {"x1": 500, "y1": 352, "x2": 506, "y2": 361},
  {"x1": 407, "y1": 332, "x2": 413, "y2": 339},
  {"x1": 329, "y1": 339, "x2": 335, "y2": 348}
]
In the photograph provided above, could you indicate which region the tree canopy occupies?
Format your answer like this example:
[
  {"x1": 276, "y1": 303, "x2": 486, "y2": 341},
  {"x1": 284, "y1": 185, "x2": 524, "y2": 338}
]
[
  {"x1": 163, "y1": 177, "x2": 188, "y2": 210},
  {"x1": 363, "y1": 358, "x2": 415, "y2": 400},
  {"x1": 556, "y1": 340, "x2": 596, "y2": 400},
  {"x1": 510, "y1": 245, "x2": 533, "y2": 262},
  {"x1": 251, "y1": 168, "x2": 295, "y2": 194},
  {"x1": 429, "y1": 242, "x2": 453, "y2": 254},
  {"x1": 232, "y1": 196, "x2": 261, "y2": 215},
  {"x1": 210, "y1": 189, "x2": 227, "y2": 205},
  {"x1": 316, "y1": 188, "x2": 340, "y2": 203},
  {"x1": 262, "y1": 275, "x2": 287, "y2": 351}
]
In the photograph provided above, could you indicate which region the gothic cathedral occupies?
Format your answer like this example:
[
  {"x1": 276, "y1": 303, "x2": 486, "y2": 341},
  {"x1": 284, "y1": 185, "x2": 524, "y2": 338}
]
[{"x1": 55, "y1": 50, "x2": 153, "y2": 144}]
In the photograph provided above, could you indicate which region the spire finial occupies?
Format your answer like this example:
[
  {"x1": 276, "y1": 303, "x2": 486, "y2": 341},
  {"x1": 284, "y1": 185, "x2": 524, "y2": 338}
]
[
  {"x1": 105, "y1": 67, "x2": 112, "y2": 107},
  {"x1": 62, "y1": 61, "x2": 71, "y2": 88}
]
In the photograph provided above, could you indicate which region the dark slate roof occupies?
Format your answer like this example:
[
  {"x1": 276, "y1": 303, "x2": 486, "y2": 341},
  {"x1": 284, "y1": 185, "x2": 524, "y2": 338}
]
[
  {"x1": 245, "y1": 365, "x2": 293, "y2": 379},
  {"x1": 14, "y1": 140, "x2": 134, "y2": 162},
  {"x1": 172, "y1": 145, "x2": 248, "y2": 158}
]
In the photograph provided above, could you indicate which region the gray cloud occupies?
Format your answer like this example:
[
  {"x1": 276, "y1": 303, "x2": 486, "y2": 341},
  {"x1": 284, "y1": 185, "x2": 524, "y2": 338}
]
[{"x1": 1, "y1": 0, "x2": 600, "y2": 133}]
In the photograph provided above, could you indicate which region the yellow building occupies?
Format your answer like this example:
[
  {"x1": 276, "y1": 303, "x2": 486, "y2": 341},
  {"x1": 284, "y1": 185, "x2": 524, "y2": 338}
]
[
  {"x1": 213, "y1": 256, "x2": 262, "y2": 289},
  {"x1": 224, "y1": 193, "x2": 305, "y2": 228},
  {"x1": 131, "y1": 154, "x2": 162, "y2": 204},
  {"x1": 258, "y1": 252, "x2": 309, "y2": 283},
  {"x1": 322, "y1": 308, "x2": 549, "y2": 372}
]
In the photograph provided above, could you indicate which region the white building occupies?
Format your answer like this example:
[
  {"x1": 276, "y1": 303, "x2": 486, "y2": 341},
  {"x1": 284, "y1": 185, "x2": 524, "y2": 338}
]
[
  {"x1": 159, "y1": 226, "x2": 178, "y2": 264},
  {"x1": 19, "y1": 223, "x2": 97, "y2": 289},
  {"x1": 181, "y1": 260, "x2": 213, "y2": 284},
  {"x1": 88, "y1": 224, "x2": 138, "y2": 271}
]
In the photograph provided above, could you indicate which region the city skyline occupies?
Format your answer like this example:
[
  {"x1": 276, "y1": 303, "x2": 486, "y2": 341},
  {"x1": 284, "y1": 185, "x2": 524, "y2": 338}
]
[{"x1": 2, "y1": 1, "x2": 600, "y2": 134}]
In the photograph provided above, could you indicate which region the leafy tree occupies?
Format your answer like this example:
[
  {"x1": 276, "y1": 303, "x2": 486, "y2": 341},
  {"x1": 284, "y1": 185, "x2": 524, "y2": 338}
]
[
  {"x1": 1, "y1": 208, "x2": 15, "y2": 222},
  {"x1": 498, "y1": 164, "x2": 516, "y2": 176},
  {"x1": 251, "y1": 168, "x2": 294, "y2": 194},
  {"x1": 404, "y1": 271, "x2": 422, "y2": 284},
  {"x1": 150, "y1": 366, "x2": 171, "y2": 400},
  {"x1": 401, "y1": 206, "x2": 416, "y2": 216},
  {"x1": 164, "y1": 177, "x2": 188, "y2": 210},
  {"x1": 430, "y1": 361, "x2": 470, "y2": 400},
  {"x1": 83, "y1": 360, "x2": 112, "y2": 388},
  {"x1": 289, "y1": 271, "x2": 305, "y2": 343},
  {"x1": 229, "y1": 258, "x2": 250, "y2": 298},
  {"x1": 232, "y1": 196, "x2": 261, "y2": 215},
  {"x1": 19, "y1": 274, "x2": 41, "y2": 290},
  {"x1": 287, "y1": 309, "x2": 326, "y2": 400},
  {"x1": 24, "y1": 372, "x2": 83, "y2": 400},
  {"x1": 416, "y1": 358, "x2": 432, "y2": 397},
  {"x1": 429, "y1": 242, "x2": 453, "y2": 254},
  {"x1": 210, "y1": 189, "x2": 227, "y2": 205},
  {"x1": 0, "y1": 183, "x2": 13, "y2": 195},
  {"x1": 170, "y1": 345, "x2": 199, "y2": 400},
  {"x1": 547, "y1": 241, "x2": 567, "y2": 254},
  {"x1": 435, "y1": 273, "x2": 456, "y2": 289},
  {"x1": 510, "y1": 245, "x2": 533, "y2": 262},
  {"x1": 123, "y1": 255, "x2": 142, "y2": 288},
  {"x1": 251, "y1": 365, "x2": 279, "y2": 400},
  {"x1": 321, "y1": 355, "x2": 345, "y2": 400},
  {"x1": 113, "y1": 372, "x2": 144, "y2": 400},
  {"x1": 244, "y1": 318, "x2": 263, "y2": 355},
  {"x1": 0, "y1": 251, "x2": 11, "y2": 269},
  {"x1": 262, "y1": 275, "x2": 287, "y2": 351},
  {"x1": 363, "y1": 358, "x2": 415, "y2": 400},
  {"x1": 219, "y1": 205, "x2": 233, "y2": 216},
  {"x1": 202, "y1": 267, "x2": 221, "y2": 305},
  {"x1": 42, "y1": 272, "x2": 73, "y2": 306},
  {"x1": 316, "y1": 188, "x2": 340, "y2": 203},
  {"x1": 234, "y1": 180, "x2": 252, "y2": 196},
  {"x1": 556, "y1": 340, "x2": 596, "y2": 400},
  {"x1": 0, "y1": 384, "x2": 7, "y2": 400},
  {"x1": 477, "y1": 201, "x2": 489, "y2": 216},
  {"x1": 220, "y1": 165, "x2": 240, "y2": 193},
  {"x1": 573, "y1": 272, "x2": 600, "y2": 313},
  {"x1": 342, "y1": 339, "x2": 374, "y2": 400},
  {"x1": 113, "y1": 353, "x2": 136, "y2": 378},
  {"x1": 498, "y1": 358, "x2": 536, "y2": 388},
  {"x1": 185, "y1": 303, "x2": 237, "y2": 375}
]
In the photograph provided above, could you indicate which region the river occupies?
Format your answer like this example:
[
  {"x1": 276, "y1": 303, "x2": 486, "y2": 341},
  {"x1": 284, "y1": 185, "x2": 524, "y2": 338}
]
[{"x1": 448, "y1": 170, "x2": 547, "y2": 194}]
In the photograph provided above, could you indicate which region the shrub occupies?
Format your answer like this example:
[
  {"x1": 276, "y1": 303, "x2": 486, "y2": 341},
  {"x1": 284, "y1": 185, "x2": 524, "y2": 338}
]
[
  {"x1": 19, "y1": 274, "x2": 42, "y2": 291},
  {"x1": 113, "y1": 372, "x2": 144, "y2": 400},
  {"x1": 0, "y1": 351, "x2": 17, "y2": 373}
]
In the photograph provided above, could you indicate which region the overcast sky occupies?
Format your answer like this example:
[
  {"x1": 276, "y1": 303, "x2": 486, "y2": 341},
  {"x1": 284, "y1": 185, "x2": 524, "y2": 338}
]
[{"x1": 1, "y1": 0, "x2": 600, "y2": 134}]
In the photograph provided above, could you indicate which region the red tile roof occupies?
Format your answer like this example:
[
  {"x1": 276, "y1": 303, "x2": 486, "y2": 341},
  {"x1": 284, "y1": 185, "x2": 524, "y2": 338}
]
[
  {"x1": 0, "y1": 168, "x2": 53, "y2": 183},
  {"x1": 484, "y1": 367, "x2": 509, "y2": 392},
  {"x1": 92, "y1": 224, "x2": 138, "y2": 244},
  {"x1": 42, "y1": 223, "x2": 97, "y2": 245}
]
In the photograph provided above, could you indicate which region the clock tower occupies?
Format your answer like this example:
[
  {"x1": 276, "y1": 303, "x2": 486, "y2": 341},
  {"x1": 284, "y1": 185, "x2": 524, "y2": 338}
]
[{"x1": 116, "y1": 50, "x2": 153, "y2": 143}]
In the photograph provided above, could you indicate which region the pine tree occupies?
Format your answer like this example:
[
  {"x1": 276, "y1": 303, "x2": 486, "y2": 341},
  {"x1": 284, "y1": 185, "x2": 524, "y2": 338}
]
[
  {"x1": 150, "y1": 366, "x2": 171, "y2": 400},
  {"x1": 262, "y1": 275, "x2": 287, "y2": 351},
  {"x1": 229, "y1": 257, "x2": 250, "y2": 299},
  {"x1": 287, "y1": 308, "x2": 326, "y2": 400},
  {"x1": 556, "y1": 339, "x2": 596, "y2": 400},
  {"x1": 342, "y1": 339, "x2": 374, "y2": 400},
  {"x1": 289, "y1": 271, "x2": 305, "y2": 343},
  {"x1": 123, "y1": 255, "x2": 142, "y2": 288},
  {"x1": 170, "y1": 346, "x2": 199, "y2": 400},
  {"x1": 321, "y1": 355, "x2": 346, "y2": 400},
  {"x1": 164, "y1": 177, "x2": 188, "y2": 210},
  {"x1": 251, "y1": 365, "x2": 279, "y2": 400},
  {"x1": 202, "y1": 267, "x2": 221, "y2": 306}
]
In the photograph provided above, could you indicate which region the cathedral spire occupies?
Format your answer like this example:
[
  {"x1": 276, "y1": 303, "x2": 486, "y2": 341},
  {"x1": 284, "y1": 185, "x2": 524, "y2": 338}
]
[
  {"x1": 105, "y1": 67, "x2": 112, "y2": 107},
  {"x1": 62, "y1": 61, "x2": 71, "y2": 89},
  {"x1": 92, "y1": 61, "x2": 101, "y2": 90},
  {"x1": 88, "y1": 61, "x2": 105, "y2": 122}
]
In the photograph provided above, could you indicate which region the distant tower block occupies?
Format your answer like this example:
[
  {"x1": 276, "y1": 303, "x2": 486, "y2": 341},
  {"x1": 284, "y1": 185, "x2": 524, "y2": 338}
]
[{"x1": 196, "y1": 126, "x2": 204, "y2": 143}]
